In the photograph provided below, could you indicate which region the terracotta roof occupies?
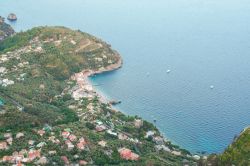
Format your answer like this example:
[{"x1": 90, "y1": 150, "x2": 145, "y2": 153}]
[
  {"x1": 61, "y1": 156, "x2": 69, "y2": 165},
  {"x1": 79, "y1": 160, "x2": 88, "y2": 165},
  {"x1": 68, "y1": 134, "x2": 77, "y2": 142},
  {"x1": 28, "y1": 150, "x2": 41, "y2": 161},
  {"x1": 95, "y1": 125, "x2": 107, "y2": 132},
  {"x1": 77, "y1": 142, "x2": 85, "y2": 150},
  {"x1": 79, "y1": 137, "x2": 87, "y2": 144},
  {"x1": 0, "y1": 141, "x2": 8, "y2": 150},
  {"x1": 62, "y1": 131, "x2": 70, "y2": 138},
  {"x1": 2, "y1": 156, "x2": 14, "y2": 163},
  {"x1": 118, "y1": 148, "x2": 139, "y2": 161}
]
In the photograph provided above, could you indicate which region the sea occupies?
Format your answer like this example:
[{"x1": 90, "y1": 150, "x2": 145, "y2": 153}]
[{"x1": 1, "y1": 0, "x2": 250, "y2": 153}]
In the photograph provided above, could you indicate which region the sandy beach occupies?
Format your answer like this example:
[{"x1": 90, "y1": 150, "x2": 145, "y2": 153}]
[{"x1": 71, "y1": 53, "x2": 123, "y2": 103}]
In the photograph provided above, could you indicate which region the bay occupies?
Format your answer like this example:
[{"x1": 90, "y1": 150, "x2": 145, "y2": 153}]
[{"x1": 1, "y1": 0, "x2": 250, "y2": 153}]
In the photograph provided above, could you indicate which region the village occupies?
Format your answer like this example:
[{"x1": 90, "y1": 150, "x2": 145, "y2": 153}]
[
  {"x1": 0, "y1": 108, "x2": 195, "y2": 165},
  {"x1": 0, "y1": 26, "x2": 200, "y2": 165}
]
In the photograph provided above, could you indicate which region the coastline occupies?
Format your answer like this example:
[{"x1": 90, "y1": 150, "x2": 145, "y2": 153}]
[
  {"x1": 70, "y1": 53, "x2": 198, "y2": 158},
  {"x1": 68, "y1": 50, "x2": 199, "y2": 163},
  {"x1": 71, "y1": 52, "x2": 123, "y2": 104},
  {"x1": 87, "y1": 53, "x2": 123, "y2": 103},
  {"x1": 0, "y1": 26, "x2": 197, "y2": 165},
  {"x1": 88, "y1": 52, "x2": 123, "y2": 76}
]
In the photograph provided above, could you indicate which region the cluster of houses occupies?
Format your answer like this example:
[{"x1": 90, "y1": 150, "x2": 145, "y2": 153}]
[
  {"x1": 0, "y1": 132, "x2": 24, "y2": 150},
  {"x1": 94, "y1": 119, "x2": 140, "y2": 161},
  {"x1": 0, "y1": 125, "x2": 142, "y2": 165},
  {"x1": 0, "y1": 126, "x2": 91, "y2": 165},
  {"x1": 94, "y1": 118, "x2": 142, "y2": 144},
  {"x1": 0, "y1": 38, "x2": 42, "y2": 88},
  {"x1": 0, "y1": 132, "x2": 45, "y2": 165},
  {"x1": 61, "y1": 128, "x2": 88, "y2": 152},
  {"x1": 0, "y1": 78, "x2": 14, "y2": 87},
  {"x1": 1, "y1": 149, "x2": 44, "y2": 166},
  {"x1": 146, "y1": 130, "x2": 202, "y2": 160},
  {"x1": 70, "y1": 71, "x2": 96, "y2": 100}
]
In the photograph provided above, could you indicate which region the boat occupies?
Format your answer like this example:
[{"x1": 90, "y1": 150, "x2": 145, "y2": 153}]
[
  {"x1": 166, "y1": 69, "x2": 171, "y2": 73},
  {"x1": 109, "y1": 100, "x2": 122, "y2": 105},
  {"x1": 7, "y1": 13, "x2": 17, "y2": 21},
  {"x1": 210, "y1": 85, "x2": 214, "y2": 89}
]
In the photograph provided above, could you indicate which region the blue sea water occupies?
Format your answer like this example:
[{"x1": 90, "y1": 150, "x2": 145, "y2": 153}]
[{"x1": 1, "y1": 0, "x2": 250, "y2": 153}]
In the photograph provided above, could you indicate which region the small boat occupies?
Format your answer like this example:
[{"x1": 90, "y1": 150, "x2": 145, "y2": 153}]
[
  {"x1": 109, "y1": 100, "x2": 121, "y2": 105},
  {"x1": 166, "y1": 69, "x2": 171, "y2": 74},
  {"x1": 7, "y1": 13, "x2": 17, "y2": 21},
  {"x1": 210, "y1": 85, "x2": 214, "y2": 89}
]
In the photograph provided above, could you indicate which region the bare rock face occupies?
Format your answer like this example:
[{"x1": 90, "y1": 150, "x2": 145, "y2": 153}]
[
  {"x1": 7, "y1": 13, "x2": 17, "y2": 21},
  {"x1": 0, "y1": 16, "x2": 15, "y2": 42},
  {"x1": 0, "y1": 16, "x2": 4, "y2": 24}
]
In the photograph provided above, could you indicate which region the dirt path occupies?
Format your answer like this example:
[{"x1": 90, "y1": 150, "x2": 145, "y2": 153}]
[{"x1": 75, "y1": 39, "x2": 92, "y2": 53}]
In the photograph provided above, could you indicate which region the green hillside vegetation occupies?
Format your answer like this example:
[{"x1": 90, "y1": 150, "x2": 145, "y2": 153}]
[
  {"x1": 0, "y1": 27, "x2": 196, "y2": 165},
  {"x1": 0, "y1": 27, "x2": 120, "y2": 129},
  {"x1": 218, "y1": 127, "x2": 250, "y2": 165},
  {"x1": 200, "y1": 128, "x2": 250, "y2": 166}
]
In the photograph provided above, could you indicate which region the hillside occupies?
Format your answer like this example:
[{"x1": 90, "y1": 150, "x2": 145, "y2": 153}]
[
  {"x1": 198, "y1": 128, "x2": 250, "y2": 166},
  {"x1": 217, "y1": 127, "x2": 250, "y2": 165},
  {"x1": 0, "y1": 27, "x2": 197, "y2": 165},
  {"x1": 0, "y1": 16, "x2": 14, "y2": 42}
]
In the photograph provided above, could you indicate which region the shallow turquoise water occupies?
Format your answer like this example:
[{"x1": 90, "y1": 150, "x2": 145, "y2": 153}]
[{"x1": 1, "y1": 0, "x2": 250, "y2": 153}]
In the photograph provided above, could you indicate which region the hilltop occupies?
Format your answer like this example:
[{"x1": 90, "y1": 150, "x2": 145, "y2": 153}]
[{"x1": 0, "y1": 26, "x2": 196, "y2": 165}]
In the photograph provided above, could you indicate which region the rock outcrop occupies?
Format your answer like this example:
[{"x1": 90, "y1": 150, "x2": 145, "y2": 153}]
[{"x1": 0, "y1": 16, "x2": 15, "y2": 42}]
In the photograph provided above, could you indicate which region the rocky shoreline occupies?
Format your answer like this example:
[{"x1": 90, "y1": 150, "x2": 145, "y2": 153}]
[{"x1": 89, "y1": 52, "x2": 122, "y2": 76}]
